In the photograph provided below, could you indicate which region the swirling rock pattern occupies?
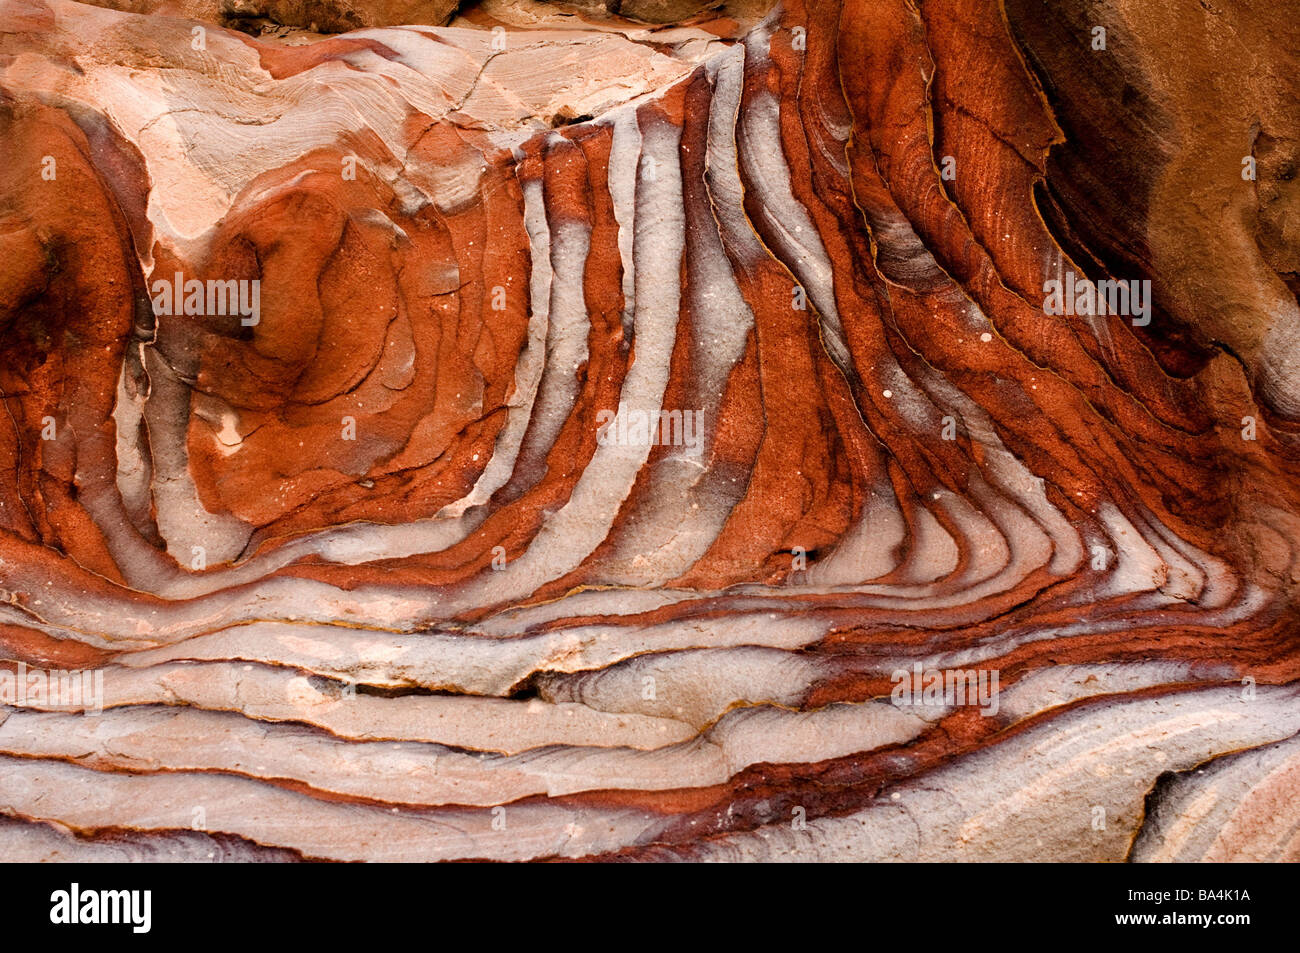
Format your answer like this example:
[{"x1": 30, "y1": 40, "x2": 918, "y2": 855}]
[{"x1": 0, "y1": 0, "x2": 1296, "y2": 862}]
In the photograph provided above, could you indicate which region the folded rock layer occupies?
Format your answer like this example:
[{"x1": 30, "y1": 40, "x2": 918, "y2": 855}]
[{"x1": 0, "y1": 0, "x2": 1296, "y2": 861}]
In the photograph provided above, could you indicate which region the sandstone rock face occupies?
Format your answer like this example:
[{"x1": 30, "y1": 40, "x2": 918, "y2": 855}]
[
  {"x1": 74, "y1": 0, "x2": 770, "y2": 31},
  {"x1": 0, "y1": 0, "x2": 1296, "y2": 862},
  {"x1": 73, "y1": 0, "x2": 463, "y2": 31}
]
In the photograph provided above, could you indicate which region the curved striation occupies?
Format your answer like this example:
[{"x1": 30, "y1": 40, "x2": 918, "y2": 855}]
[{"x1": 0, "y1": 0, "x2": 1296, "y2": 861}]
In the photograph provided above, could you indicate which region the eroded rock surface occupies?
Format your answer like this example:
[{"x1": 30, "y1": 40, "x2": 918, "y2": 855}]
[{"x1": 0, "y1": 0, "x2": 1296, "y2": 861}]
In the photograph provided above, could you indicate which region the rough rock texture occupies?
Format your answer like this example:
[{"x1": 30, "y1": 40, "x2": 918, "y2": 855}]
[
  {"x1": 74, "y1": 0, "x2": 773, "y2": 32},
  {"x1": 73, "y1": 0, "x2": 464, "y2": 32},
  {"x1": 0, "y1": 0, "x2": 1296, "y2": 861}
]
